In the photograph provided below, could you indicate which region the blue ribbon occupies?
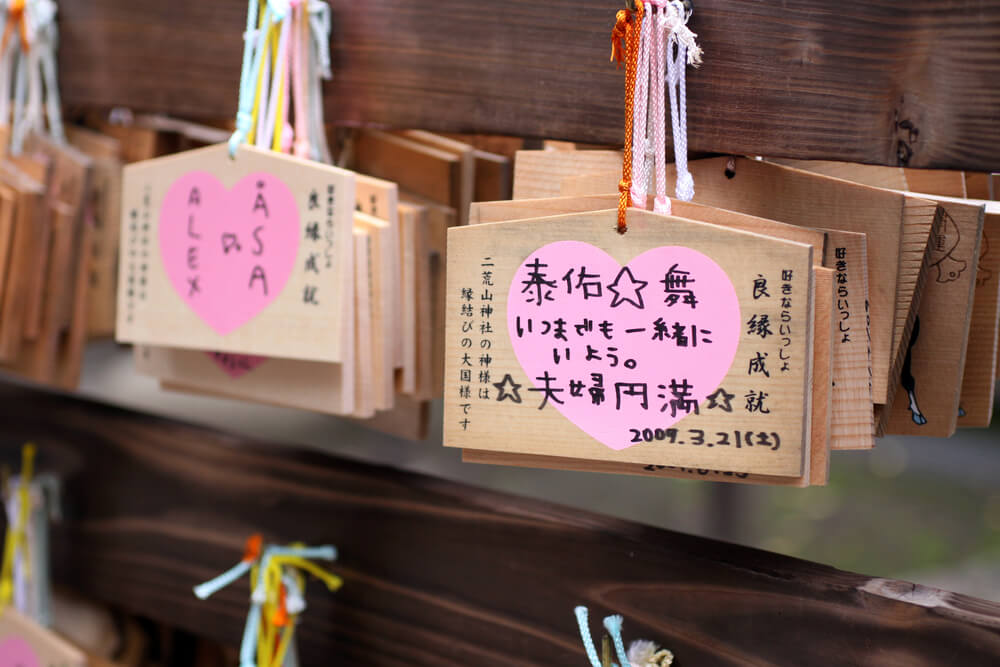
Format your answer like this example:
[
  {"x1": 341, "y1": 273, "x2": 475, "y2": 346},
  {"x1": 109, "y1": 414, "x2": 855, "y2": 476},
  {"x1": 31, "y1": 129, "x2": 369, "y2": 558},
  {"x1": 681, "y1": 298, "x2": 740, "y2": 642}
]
[
  {"x1": 229, "y1": 0, "x2": 265, "y2": 157},
  {"x1": 575, "y1": 606, "x2": 633, "y2": 667}
]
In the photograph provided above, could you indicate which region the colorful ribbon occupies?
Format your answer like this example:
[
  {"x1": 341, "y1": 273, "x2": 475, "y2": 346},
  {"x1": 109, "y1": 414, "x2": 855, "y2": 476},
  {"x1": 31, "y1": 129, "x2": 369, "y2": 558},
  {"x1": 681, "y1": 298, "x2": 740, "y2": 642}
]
[
  {"x1": 230, "y1": 0, "x2": 332, "y2": 161},
  {"x1": 611, "y1": 3, "x2": 644, "y2": 234},
  {"x1": 0, "y1": 444, "x2": 35, "y2": 608},
  {"x1": 195, "y1": 536, "x2": 341, "y2": 667}
]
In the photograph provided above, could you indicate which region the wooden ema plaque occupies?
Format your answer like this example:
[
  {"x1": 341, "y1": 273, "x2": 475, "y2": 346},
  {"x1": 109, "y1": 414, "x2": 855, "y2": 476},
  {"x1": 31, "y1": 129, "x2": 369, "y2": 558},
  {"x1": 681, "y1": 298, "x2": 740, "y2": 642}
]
[
  {"x1": 138, "y1": 186, "x2": 437, "y2": 439},
  {"x1": 959, "y1": 211, "x2": 1000, "y2": 427},
  {"x1": 0, "y1": 134, "x2": 94, "y2": 388},
  {"x1": 470, "y1": 195, "x2": 874, "y2": 451},
  {"x1": 756, "y1": 160, "x2": 998, "y2": 432},
  {"x1": 134, "y1": 175, "x2": 402, "y2": 417},
  {"x1": 116, "y1": 143, "x2": 356, "y2": 362},
  {"x1": 884, "y1": 199, "x2": 984, "y2": 436},
  {"x1": 0, "y1": 607, "x2": 86, "y2": 667},
  {"x1": 65, "y1": 124, "x2": 125, "y2": 339},
  {"x1": 465, "y1": 264, "x2": 834, "y2": 486},
  {"x1": 548, "y1": 153, "x2": 936, "y2": 410},
  {"x1": 0, "y1": 168, "x2": 45, "y2": 361},
  {"x1": 444, "y1": 208, "x2": 815, "y2": 477}
]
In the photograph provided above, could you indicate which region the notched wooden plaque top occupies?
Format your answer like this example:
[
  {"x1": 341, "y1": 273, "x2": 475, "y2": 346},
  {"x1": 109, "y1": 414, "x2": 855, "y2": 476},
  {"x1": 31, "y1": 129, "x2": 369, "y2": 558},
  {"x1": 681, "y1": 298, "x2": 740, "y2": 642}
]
[
  {"x1": 116, "y1": 143, "x2": 356, "y2": 362},
  {"x1": 444, "y1": 208, "x2": 814, "y2": 477}
]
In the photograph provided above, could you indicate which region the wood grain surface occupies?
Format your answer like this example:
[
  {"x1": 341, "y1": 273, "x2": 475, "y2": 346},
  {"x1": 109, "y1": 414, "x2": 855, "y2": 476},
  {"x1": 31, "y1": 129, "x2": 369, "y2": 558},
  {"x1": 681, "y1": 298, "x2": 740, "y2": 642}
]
[
  {"x1": 884, "y1": 200, "x2": 983, "y2": 436},
  {"x1": 56, "y1": 1, "x2": 1000, "y2": 170},
  {"x1": 444, "y1": 209, "x2": 815, "y2": 477},
  {"x1": 958, "y1": 213, "x2": 1000, "y2": 427},
  {"x1": 555, "y1": 155, "x2": 924, "y2": 408},
  {"x1": 471, "y1": 196, "x2": 875, "y2": 451},
  {"x1": 117, "y1": 144, "x2": 357, "y2": 363},
  {"x1": 0, "y1": 386, "x2": 998, "y2": 665},
  {"x1": 464, "y1": 264, "x2": 834, "y2": 487}
]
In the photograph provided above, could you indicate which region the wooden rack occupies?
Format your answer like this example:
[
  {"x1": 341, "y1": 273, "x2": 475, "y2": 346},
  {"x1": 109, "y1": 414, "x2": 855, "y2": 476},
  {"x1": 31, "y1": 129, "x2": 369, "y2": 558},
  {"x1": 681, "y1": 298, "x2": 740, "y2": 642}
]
[
  {"x1": 0, "y1": 385, "x2": 998, "y2": 664},
  {"x1": 0, "y1": 0, "x2": 997, "y2": 663},
  {"x1": 57, "y1": 1, "x2": 1000, "y2": 169}
]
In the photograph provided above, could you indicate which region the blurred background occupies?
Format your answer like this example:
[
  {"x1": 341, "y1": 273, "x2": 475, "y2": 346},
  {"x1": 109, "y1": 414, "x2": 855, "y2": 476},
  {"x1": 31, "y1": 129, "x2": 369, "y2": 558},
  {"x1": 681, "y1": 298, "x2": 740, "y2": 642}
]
[{"x1": 79, "y1": 340, "x2": 1000, "y2": 603}]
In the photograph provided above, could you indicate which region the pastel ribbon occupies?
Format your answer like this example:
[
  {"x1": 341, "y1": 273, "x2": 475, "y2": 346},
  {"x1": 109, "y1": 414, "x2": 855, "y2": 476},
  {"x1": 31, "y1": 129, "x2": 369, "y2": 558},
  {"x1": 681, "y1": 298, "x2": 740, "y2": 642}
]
[{"x1": 195, "y1": 538, "x2": 339, "y2": 667}]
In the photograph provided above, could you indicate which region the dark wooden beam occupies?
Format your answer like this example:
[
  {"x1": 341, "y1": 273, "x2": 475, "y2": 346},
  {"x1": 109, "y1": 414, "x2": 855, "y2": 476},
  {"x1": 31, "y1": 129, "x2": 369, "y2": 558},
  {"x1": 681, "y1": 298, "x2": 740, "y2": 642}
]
[
  {"x1": 56, "y1": 1, "x2": 1000, "y2": 171},
  {"x1": 0, "y1": 385, "x2": 998, "y2": 665}
]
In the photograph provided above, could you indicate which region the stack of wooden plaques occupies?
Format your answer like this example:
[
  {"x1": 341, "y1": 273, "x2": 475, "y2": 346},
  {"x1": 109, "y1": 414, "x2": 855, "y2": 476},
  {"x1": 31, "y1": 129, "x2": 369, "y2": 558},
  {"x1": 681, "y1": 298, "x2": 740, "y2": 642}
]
[
  {"x1": 0, "y1": 129, "x2": 112, "y2": 391},
  {"x1": 65, "y1": 126, "x2": 126, "y2": 341},
  {"x1": 766, "y1": 160, "x2": 1000, "y2": 435},
  {"x1": 102, "y1": 120, "x2": 514, "y2": 440},
  {"x1": 0, "y1": 115, "x2": 262, "y2": 390},
  {"x1": 442, "y1": 148, "x2": 998, "y2": 486}
]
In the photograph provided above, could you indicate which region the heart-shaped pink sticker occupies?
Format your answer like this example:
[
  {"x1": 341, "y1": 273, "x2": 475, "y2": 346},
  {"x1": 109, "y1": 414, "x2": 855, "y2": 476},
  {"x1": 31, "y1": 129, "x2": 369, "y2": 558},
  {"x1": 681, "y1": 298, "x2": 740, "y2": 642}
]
[
  {"x1": 0, "y1": 637, "x2": 41, "y2": 667},
  {"x1": 507, "y1": 241, "x2": 741, "y2": 451},
  {"x1": 160, "y1": 172, "x2": 300, "y2": 336}
]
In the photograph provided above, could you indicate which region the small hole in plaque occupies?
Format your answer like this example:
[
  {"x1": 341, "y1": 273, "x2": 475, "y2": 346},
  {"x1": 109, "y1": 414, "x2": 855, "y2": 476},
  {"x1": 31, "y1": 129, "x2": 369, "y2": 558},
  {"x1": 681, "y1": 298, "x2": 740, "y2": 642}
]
[{"x1": 724, "y1": 157, "x2": 736, "y2": 180}]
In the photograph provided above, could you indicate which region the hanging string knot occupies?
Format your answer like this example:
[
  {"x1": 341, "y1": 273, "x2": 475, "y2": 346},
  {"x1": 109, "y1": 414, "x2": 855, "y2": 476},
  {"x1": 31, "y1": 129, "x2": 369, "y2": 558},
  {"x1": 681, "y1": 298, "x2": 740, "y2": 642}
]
[
  {"x1": 294, "y1": 137, "x2": 311, "y2": 159},
  {"x1": 308, "y1": 0, "x2": 332, "y2": 78},
  {"x1": 629, "y1": 639, "x2": 675, "y2": 667},
  {"x1": 610, "y1": 9, "x2": 630, "y2": 67},
  {"x1": 266, "y1": 0, "x2": 291, "y2": 21},
  {"x1": 25, "y1": 0, "x2": 59, "y2": 47},
  {"x1": 2, "y1": 0, "x2": 28, "y2": 57},
  {"x1": 676, "y1": 170, "x2": 695, "y2": 201},
  {"x1": 610, "y1": 3, "x2": 643, "y2": 67},
  {"x1": 666, "y1": 0, "x2": 702, "y2": 66}
]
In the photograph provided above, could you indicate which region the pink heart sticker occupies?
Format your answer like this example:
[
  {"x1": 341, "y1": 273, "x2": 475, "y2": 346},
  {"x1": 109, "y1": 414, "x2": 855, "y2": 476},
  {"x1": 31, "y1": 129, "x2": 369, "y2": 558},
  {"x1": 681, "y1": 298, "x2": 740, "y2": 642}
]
[
  {"x1": 507, "y1": 241, "x2": 741, "y2": 451},
  {"x1": 205, "y1": 352, "x2": 268, "y2": 378},
  {"x1": 160, "y1": 172, "x2": 300, "y2": 336},
  {"x1": 0, "y1": 637, "x2": 41, "y2": 667}
]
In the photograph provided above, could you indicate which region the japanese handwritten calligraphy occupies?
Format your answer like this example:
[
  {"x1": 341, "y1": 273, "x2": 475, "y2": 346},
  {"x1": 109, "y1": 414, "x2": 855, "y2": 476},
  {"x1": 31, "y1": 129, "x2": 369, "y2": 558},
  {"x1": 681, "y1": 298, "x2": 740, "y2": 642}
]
[
  {"x1": 123, "y1": 185, "x2": 152, "y2": 325},
  {"x1": 160, "y1": 172, "x2": 298, "y2": 334},
  {"x1": 834, "y1": 247, "x2": 852, "y2": 343},
  {"x1": 444, "y1": 209, "x2": 814, "y2": 477},
  {"x1": 506, "y1": 241, "x2": 740, "y2": 451},
  {"x1": 117, "y1": 144, "x2": 356, "y2": 363}
]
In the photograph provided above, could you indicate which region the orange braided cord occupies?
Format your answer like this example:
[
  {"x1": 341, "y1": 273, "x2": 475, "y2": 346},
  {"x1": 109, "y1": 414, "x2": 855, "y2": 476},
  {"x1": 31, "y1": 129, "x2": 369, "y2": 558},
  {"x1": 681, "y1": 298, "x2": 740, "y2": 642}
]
[
  {"x1": 1, "y1": 0, "x2": 28, "y2": 56},
  {"x1": 617, "y1": 3, "x2": 643, "y2": 234}
]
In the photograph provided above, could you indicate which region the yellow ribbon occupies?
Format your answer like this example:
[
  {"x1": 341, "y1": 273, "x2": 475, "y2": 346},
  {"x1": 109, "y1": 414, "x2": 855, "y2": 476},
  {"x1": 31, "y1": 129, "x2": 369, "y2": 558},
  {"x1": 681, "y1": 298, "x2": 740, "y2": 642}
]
[
  {"x1": 0, "y1": 443, "x2": 35, "y2": 607},
  {"x1": 248, "y1": 9, "x2": 275, "y2": 145},
  {"x1": 251, "y1": 549, "x2": 341, "y2": 667}
]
